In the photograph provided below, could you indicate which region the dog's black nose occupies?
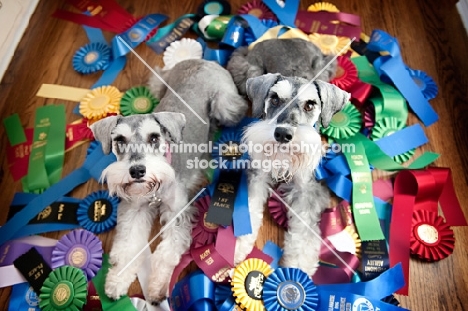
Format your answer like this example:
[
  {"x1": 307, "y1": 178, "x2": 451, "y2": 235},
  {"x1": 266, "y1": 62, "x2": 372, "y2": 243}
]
[
  {"x1": 274, "y1": 127, "x2": 294, "y2": 143},
  {"x1": 129, "y1": 165, "x2": 146, "y2": 179}
]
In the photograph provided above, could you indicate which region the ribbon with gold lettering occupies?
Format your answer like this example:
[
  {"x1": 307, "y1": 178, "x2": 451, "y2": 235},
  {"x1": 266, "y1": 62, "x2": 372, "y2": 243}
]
[
  {"x1": 295, "y1": 10, "x2": 361, "y2": 40},
  {"x1": 147, "y1": 14, "x2": 197, "y2": 53},
  {"x1": 390, "y1": 167, "x2": 467, "y2": 295},
  {"x1": 13, "y1": 247, "x2": 53, "y2": 294},
  {"x1": 6, "y1": 119, "x2": 92, "y2": 182},
  {"x1": 23, "y1": 105, "x2": 66, "y2": 193}
]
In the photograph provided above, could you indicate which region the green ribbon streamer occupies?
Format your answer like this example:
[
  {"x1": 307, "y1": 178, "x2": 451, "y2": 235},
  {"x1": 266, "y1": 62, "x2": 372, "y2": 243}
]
[
  {"x1": 338, "y1": 140, "x2": 385, "y2": 241},
  {"x1": 352, "y1": 56, "x2": 408, "y2": 126},
  {"x1": 44, "y1": 104, "x2": 66, "y2": 185},
  {"x1": 3, "y1": 114, "x2": 26, "y2": 146},
  {"x1": 340, "y1": 132, "x2": 439, "y2": 171},
  {"x1": 92, "y1": 254, "x2": 138, "y2": 311},
  {"x1": 206, "y1": 15, "x2": 232, "y2": 39},
  {"x1": 25, "y1": 106, "x2": 54, "y2": 193}
]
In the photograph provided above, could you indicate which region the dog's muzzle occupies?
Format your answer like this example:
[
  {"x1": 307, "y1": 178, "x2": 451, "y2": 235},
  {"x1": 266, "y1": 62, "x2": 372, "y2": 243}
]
[{"x1": 274, "y1": 127, "x2": 294, "y2": 143}]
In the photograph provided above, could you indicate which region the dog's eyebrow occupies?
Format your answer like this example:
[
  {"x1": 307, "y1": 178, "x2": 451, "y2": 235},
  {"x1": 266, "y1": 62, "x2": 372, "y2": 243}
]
[{"x1": 313, "y1": 81, "x2": 323, "y2": 107}]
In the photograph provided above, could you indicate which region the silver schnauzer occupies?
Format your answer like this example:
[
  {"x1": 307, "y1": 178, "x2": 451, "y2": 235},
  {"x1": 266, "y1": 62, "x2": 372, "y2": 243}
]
[
  {"x1": 227, "y1": 38, "x2": 337, "y2": 95},
  {"x1": 91, "y1": 59, "x2": 247, "y2": 303},
  {"x1": 234, "y1": 73, "x2": 350, "y2": 276}
]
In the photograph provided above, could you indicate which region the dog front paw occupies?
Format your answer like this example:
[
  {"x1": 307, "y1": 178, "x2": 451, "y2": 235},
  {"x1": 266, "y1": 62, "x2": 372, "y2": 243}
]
[
  {"x1": 105, "y1": 268, "x2": 132, "y2": 300},
  {"x1": 147, "y1": 281, "x2": 168, "y2": 305}
]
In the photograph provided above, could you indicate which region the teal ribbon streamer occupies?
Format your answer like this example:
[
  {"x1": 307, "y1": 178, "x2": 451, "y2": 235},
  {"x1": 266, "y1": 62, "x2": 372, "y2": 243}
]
[{"x1": 146, "y1": 14, "x2": 196, "y2": 53}]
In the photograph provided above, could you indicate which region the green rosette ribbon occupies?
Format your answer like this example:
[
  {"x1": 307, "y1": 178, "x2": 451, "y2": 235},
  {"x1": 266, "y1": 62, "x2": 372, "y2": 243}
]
[
  {"x1": 371, "y1": 117, "x2": 415, "y2": 163},
  {"x1": 353, "y1": 56, "x2": 408, "y2": 127},
  {"x1": 320, "y1": 102, "x2": 361, "y2": 140},
  {"x1": 39, "y1": 266, "x2": 88, "y2": 311},
  {"x1": 120, "y1": 86, "x2": 159, "y2": 116}
]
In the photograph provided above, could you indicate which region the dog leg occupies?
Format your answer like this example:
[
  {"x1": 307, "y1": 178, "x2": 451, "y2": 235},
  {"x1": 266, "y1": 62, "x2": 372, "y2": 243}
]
[
  {"x1": 234, "y1": 171, "x2": 270, "y2": 265},
  {"x1": 147, "y1": 189, "x2": 195, "y2": 303},
  {"x1": 105, "y1": 200, "x2": 157, "y2": 300},
  {"x1": 281, "y1": 184, "x2": 328, "y2": 276}
]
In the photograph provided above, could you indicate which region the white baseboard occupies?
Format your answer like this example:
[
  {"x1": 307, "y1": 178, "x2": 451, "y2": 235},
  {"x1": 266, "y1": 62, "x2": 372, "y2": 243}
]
[{"x1": 0, "y1": 0, "x2": 40, "y2": 83}]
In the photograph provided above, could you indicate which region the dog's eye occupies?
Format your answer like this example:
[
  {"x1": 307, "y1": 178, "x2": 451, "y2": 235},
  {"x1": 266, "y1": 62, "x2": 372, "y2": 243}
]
[
  {"x1": 148, "y1": 133, "x2": 160, "y2": 144},
  {"x1": 270, "y1": 94, "x2": 280, "y2": 106},
  {"x1": 114, "y1": 135, "x2": 126, "y2": 144},
  {"x1": 303, "y1": 100, "x2": 316, "y2": 112}
]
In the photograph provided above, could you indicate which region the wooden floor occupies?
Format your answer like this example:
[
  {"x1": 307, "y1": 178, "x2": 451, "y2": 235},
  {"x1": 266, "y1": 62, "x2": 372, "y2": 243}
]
[{"x1": 1, "y1": 0, "x2": 468, "y2": 310}]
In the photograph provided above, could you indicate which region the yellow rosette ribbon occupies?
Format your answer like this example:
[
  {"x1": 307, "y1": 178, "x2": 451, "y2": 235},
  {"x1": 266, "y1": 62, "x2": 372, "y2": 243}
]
[
  {"x1": 36, "y1": 84, "x2": 122, "y2": 121},
  {"x1": 232, "y1": 258, "x2": 274, "y2": 311}
]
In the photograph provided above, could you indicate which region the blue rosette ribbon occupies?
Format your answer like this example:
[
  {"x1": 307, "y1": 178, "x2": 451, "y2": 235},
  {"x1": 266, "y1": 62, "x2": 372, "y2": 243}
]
[
  {"x1": 263, "y1": 267, "x2": 319, "y2": 311},
  {"x1": 215, "y1": 285, "x2": 238, "y2": 311},
  {"x1": 170, "y1": 270, "x2": 216, "y2": 311},
  {"x1": 244, "y1": 19, "x2": 278, "y2": 45},
  {"x1": 77, "y1": 190, "x2": 119, "y2": 234},
  {"x1": 72, "y1": 42, "x2": 111, "y2": 75},
  {"x1": 406, "y1": 68, "x2": 438, "y2": 100}
]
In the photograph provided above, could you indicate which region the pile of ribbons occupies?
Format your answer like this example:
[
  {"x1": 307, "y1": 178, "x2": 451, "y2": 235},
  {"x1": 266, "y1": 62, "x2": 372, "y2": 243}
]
[{"x1": 1, "y1": 0, "x2": 468, "y2": 310}]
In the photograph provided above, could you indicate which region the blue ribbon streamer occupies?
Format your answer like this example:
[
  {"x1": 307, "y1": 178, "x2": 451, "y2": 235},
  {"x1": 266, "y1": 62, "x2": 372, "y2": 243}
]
[
  {"x1": 111, "y1": 14, "x2": 168, "y2": 58},
  {"x1": 8, "y1": 283, "x2": 40, "y2": 311},
  {"x1": 262, "y1": 240, "x2": 283, "y2": 269},
  {"x1": 239, "y1": 14, "x2": 271, "y2": 41},
  {"x1": 0, "y1": 142, "x2": 115, "y2": 245},
  {"x1": 366, "y1": 29, "x2": 439, "y2": 126},
  {"x1": 262, "y1": 0, "x2": 299, "y2": 27},
  {"x1": 147, "y1": 14, "x2": 197, "y2": 53},
  {"x1": 374, "y1": 124, "x2": 428, "y2": 158},
  {"x1": 196, "y1": 38, "x2": 232, "y2": 66},
  {"x1": 170, "y1": 270, "x2": 216, "y2": 311},
  {"x1": 219, "y1": 18, "x2": 245, "y2": 49}
]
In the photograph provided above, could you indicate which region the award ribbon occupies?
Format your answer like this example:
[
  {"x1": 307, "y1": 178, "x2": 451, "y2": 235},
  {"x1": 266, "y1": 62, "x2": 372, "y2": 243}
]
[
  {"x1": 170, "y1": 270, "x2": 215, "y2": 311},
  {"x1": 0, "y1": 142, "x2": 116, "y2": 246},
  {"x1": 147, "y1": 14, "x2": 196, "y2": 54},
  {"x1": 366, "y1": 29, "x2": 439, "y2": 126},
  {"x1": 51, "y1": 229, "x2": 103, "y2": 281},
  {"x1": 262, "y1": 0, "x2": 299, "y2": 27},
  {"x1": 39, "y1": 266, "x2": 88, "y2": 311},
  {"x1": 8, "y1": 282, "x2": 41, "y2": 311},
  {"x1": 390, "y1": 168, "x2": 467, "y2": 295},
  {"x1": 352, "y1": 56, "x2": 408, "y2": 125},
  {"x1": 24, "y1": 105, "x2": 66, "y2": 193},
  {"x1": 295, "y1": 10, "x2": 361, "y2": 39},
  {"x1": 336, "y1": 139, "x2": 384, "y2": 241},
  {"x1": 13, "y1": 247, "x2": 53, "y2": 294},
  {"x1": 238, "y1": 0, "x2": 277, "y2": 21}
]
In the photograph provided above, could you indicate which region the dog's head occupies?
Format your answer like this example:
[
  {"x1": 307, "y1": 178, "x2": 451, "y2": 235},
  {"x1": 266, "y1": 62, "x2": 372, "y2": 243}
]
[
  {"x1": 90, "y1": 112, "x2": 186, "y2": 200},
  {"x1": 242, "y1": 73, "x2": 350, "y2": 181}
]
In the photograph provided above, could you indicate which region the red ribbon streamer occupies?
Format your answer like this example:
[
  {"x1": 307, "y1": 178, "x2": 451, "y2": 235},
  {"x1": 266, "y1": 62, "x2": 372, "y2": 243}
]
[
  {"x1": 295, "y1": 10, "x2": 361, "y2": 39},
  {"x1": 390, "y1": 167, "x2": 467, "y2": 295}
]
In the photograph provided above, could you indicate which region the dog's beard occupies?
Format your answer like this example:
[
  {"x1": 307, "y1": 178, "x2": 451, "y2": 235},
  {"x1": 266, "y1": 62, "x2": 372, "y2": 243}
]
[
  {"x1": 101, "y1": 154, "x2": 175, "y2": 201},
  {"x1": 243, "y1": 120, "x2": 322, "y2": 182}
]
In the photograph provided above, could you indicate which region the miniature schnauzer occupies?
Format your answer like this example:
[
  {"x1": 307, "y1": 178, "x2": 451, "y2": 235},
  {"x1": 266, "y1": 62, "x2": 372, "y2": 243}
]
[
  {"x1": 234, "y1": 73, "x2": 350, "y2": 276},
  {"x1": 91, "y1": 59, "x2": 247, "y2": 303},
  {"x1": 227, "y1": 38, "x2": 337, "y2": 95}
]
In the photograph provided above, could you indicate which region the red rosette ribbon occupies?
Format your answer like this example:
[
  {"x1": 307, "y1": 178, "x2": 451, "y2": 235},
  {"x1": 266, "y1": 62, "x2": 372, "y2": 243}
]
[
  {"x1": 267, "y1": 189, "x2": 288, "y2": 229},
  {"x1": 237, "y1": 0, "x2": 278, "y2": 21},
  {"x1": 191, "y1": 195, "x2": 219, "y2": 248},
  {"x1": 363, "y1": 101, "x2": 375, "y2": 129},
  {"x1": 410, "y1": 210, "x2": 455, "y2": 262},
  {"x1": 331, "y1": 56, "x2": 358, "y2": 91}
]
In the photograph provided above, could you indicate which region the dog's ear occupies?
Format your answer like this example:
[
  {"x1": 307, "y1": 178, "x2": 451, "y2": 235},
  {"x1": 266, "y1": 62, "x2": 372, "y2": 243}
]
[
  {"x1": 152, "y1": 112, "x2": 186, "y2": 143},
  {"x1": 246, "y1": 73, "x2": 281, "y2": 117},
  {"x1": 89, "y1": 115, "x2": 121, "y2": 154},
  {"x1": 314, "y1": 80, "x2": 351, "y2": 128}
]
